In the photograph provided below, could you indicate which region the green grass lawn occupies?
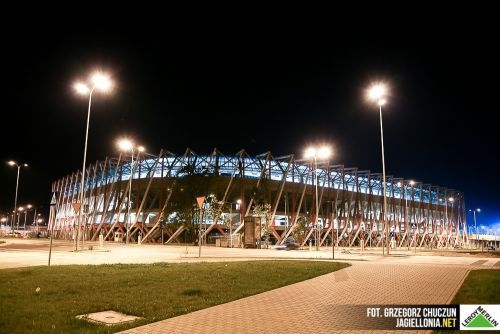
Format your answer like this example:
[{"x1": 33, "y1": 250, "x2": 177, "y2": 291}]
[
  {"x1": 0, "y1": 260, "x2": 350, "y2": 334},
  {"x1": 1, "y1": 260, "x2": 498, "y2": 334},
  {"x1": 433, "y1": 269, "x2": 500, "y2": 334},
  {"x1": 451, "y1": 269, "x2": 500, "y2": 304}
]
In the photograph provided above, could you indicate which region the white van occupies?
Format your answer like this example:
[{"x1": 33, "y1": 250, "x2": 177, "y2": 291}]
[{"x1": 273, "y1": 215, "x2": 289, "y2": 227}]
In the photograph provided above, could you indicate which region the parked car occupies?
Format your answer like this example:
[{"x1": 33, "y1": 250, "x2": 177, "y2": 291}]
[
  {"x1": 284, "y1": 237, "x2": 300, "y2": 250},
  {"x1": 274, "y1": 237, "x2": 300, "y2": 250}
]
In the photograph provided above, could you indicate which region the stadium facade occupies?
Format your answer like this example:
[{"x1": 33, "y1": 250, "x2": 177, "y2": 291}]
[{"x1": 49, "y1": 148, "x2": 471, "y2": 249}]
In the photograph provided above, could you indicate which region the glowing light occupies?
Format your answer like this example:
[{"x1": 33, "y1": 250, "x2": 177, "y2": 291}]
[
  {"x1": 367, "y1": 82, "x2": 388, "y2": 102},
  {"x1": 74, "y1": 71, "x2": 112, "y2": 95},
  {"x1": 304, "y1": 146, "x2": 331, "y2": 159},
  {"x1": 90, "y1": 72, "x2": 112, "y2": 91},
  {"x1": 117, "y1": 138, "x2": 133, "y2": 151},
  {"x1": 74, "y1": 82, "x2": 89, "y2": 95}
]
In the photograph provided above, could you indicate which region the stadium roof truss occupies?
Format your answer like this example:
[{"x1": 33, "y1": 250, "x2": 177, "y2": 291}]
[{"x1": 49, "y1": 149, "x2": 468, "y2": 249}]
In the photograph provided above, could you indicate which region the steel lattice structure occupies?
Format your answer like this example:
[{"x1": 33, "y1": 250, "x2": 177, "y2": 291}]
[{"x1": 49, "y1": 148, "x2": 469, "y2": 249}]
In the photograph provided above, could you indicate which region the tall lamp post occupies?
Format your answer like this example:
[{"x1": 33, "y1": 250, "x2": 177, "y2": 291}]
[
  {"x1": 74, "y1": 72, "x2": 112, "y2": 251},
  {"x1": 496, "y1": 228, "x2": 499, "y2": 249},
  {"x1": 480, "y1": 225, "x2": 485, "y2": 252},
  {"x1": 22, "y1": 204, "x2": 32, "y2": 229},
  {"x1": 305, "y1": 145, "x2": 331, "y2": 251},
  {"x1": 367, "y1": 82, "x2": 390, "y2": 255},
  {"x1": 17, "y1": 206, "x2": 24, "y2": 230},
  {"x1": 117, "y1": 138, "x2": 145, "y2": 244},
  {"x1": 32, "y1": 207, "x2": 39, "y2": 231},
  {"x1": 36, "y1": 214, "x2": 43, "y2": 235},
  {"x1": 227, "y1": 199, "x2": 241, "y2": 248},
  {"x1": 7, "y1": 160, "x2": 28, "y2": 233},
  {"x1": 468, "y1": 208, "x2": 480, "y2": 248},
  {"x1": 448, "y1": 197, "x2": 455, "y2": 246},
  {"x1": 470, "y1": 208, "x2": 480, "y2": 236}
]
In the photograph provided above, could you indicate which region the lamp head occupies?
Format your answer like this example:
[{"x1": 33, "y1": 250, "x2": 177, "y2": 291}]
[
  {"x1": 117, "y1": 138, "x2": 133, "y2": 151},
  {"x1": 7, "y1": 160, "x2": 27, "y2": 168},
  {"x1": 90, "y1": 72, "x2": 112, "y2": 91},
  {"x1": 74, "y1": 82, "x2": 90, "y2": 95},
  {"x1": 304, "y1": 146, "x2": 332, "y2": 159},
  {"x1": 367, "y1": 82, "x2": 389, "y2": 106},
  {"x1": 74, "y1": 71, "x2": 112, "y2": 95}
]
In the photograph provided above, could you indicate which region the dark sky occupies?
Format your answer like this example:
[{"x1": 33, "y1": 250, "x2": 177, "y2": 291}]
[{"x1": 1, "y1": 17, "x2": 499, "y2": 231}]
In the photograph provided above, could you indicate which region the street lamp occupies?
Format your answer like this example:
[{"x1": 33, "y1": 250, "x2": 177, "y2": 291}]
[
  {"x1": 227, "y1": 199, "x2": 241, "y2": 248},
  {"x1": 31, "y1": 207, "x2": 38, "y2": 229},
  {"x1": 117, "y1": 138, "x2": 145, "y2": 244},
  {"x1": 74, "y1": 72, "x2": 112, "y2": 251},
  {"x1": 7, "y1": 160, "x2": 28, "y2": 233},
  {"x1": 367, "y1": 82, "x2": 390, "y2": 255},
  {"x1": 23, "y1": 204, "x2": 32, "y2": 229},
  {"x1": 17, "y1": 206, "x2": 24, "y2": 230},
  {"x1": 406, "y1": 180, "x2": 415, "y2": 249},
  {"x1": 36, "y1": 215, "x2": 43, "y2": 235},
  {"x1": 448, "y1": 197, "x2": 455, "y2": 246},
  {"x1": 495, "y1": 228, "x2": 500, "y2": 248},
  {"x1": 468, "y1": 208, "x2": 480, "y2": 248},
  {"x1": 480, "y1": 225, "x2": 486, "y2": 252},
  {"x1": 304, "y1": 145, "x2": 331, "y2": 251},
  {"x1": 469, "y1": 208, "x2": 481, "y2": 236}
]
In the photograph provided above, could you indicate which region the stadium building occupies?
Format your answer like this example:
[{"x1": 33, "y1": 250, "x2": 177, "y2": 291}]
[{"x1": 48, "y1": 148, "x2": 469, "y2": 249}]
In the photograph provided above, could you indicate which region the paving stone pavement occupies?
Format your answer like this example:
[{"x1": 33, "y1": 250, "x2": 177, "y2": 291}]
[
  {"x1": 1, "y1": 238, "x2": 499, "y2": 333},
  {"x1": 117, "y1": 261, "x2": 473, "y2": 334}
]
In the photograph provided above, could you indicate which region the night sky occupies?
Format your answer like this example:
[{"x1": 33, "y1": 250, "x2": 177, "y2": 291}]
[{"x1": 1, "y1": 17, "x2": 499, "y2": 232}]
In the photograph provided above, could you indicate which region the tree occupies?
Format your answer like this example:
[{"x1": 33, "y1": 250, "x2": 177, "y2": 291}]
[
  {"x1": 206, "y1": 195, "x2": 225, "y2": 226},
  {"x1": 252, "y1": 202, "x2": 272, "y2": 248},
  {"x1": 292, "y1": 215, "x2": 310, "y2": 245}
]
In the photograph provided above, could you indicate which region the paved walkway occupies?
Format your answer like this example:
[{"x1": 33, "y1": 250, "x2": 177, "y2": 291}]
[{"x1": 1, "y1": 238, "x2": 499, "y2": 333}]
